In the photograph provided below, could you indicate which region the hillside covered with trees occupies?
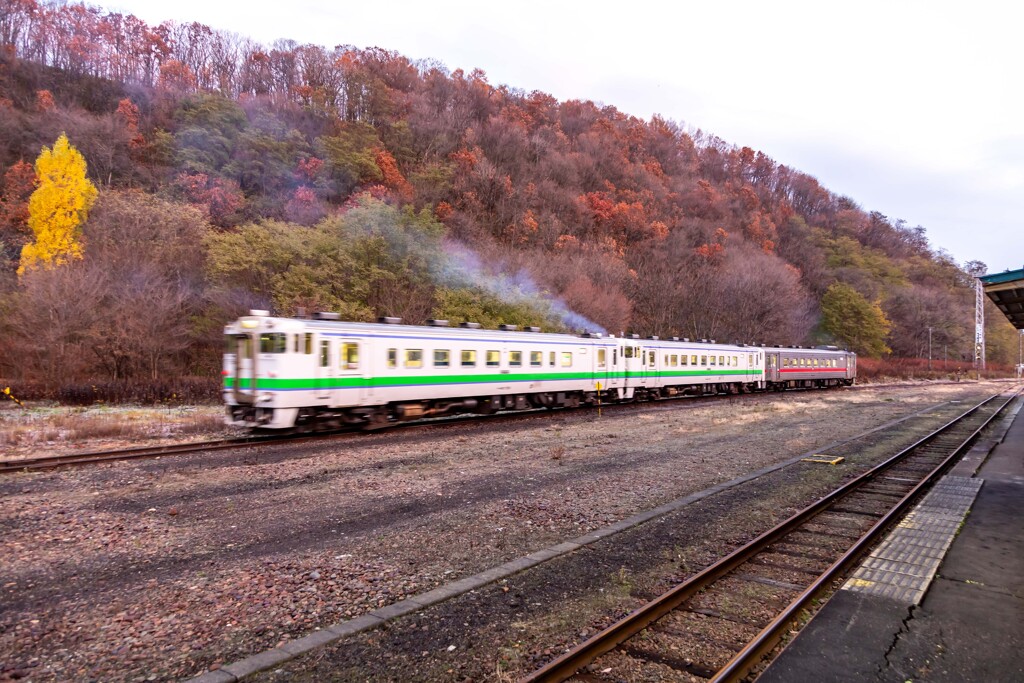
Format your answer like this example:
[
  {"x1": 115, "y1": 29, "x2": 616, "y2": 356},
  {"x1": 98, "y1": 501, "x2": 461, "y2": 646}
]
[{"x1": 0, "y1": 0, "x2": 1018, "y2": 394}]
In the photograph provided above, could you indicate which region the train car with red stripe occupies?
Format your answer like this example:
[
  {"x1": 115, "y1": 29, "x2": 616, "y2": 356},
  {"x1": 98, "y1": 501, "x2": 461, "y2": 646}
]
[{"x1": 763, "y1": 345, "x2": 855, "y2": 389}]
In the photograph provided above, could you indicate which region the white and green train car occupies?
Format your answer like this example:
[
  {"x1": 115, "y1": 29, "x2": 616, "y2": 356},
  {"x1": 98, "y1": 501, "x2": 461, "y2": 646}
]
[{"x1": 222, "y1": 311, "x2": 768, "y2": 429}]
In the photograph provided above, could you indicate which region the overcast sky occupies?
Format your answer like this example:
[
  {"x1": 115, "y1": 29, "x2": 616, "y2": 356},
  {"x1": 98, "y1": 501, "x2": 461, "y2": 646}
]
[{"x1": 109, "y1": 0, "x2": 1023, "y2": 274}]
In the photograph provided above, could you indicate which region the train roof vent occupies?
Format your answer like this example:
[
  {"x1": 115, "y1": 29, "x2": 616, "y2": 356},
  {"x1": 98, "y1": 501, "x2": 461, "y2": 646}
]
[
  {"x1": 315, "y1": 311, "x2": 341, "y2": 321},
  {"x1": 249, "y1": 309, "x2": 270, "y2": 317},
  {"x1": 580, "y1": 331, "x2": 603, "y2": 338},
  {"x1": 647, "y1": 335, "x2": 659, "y2": 340},
  {"x1": 427, "y1": 319, "x2": 449, "y2": 327},
  {"x1": 670, "y1": 336, "x2": 680, "y2": 341},
  {"x1": 459, "y1": 321, "x2": 481, "y2": 329},
  {"x1": 682, "y1": 338, "x2": 690, "y2": 342},
  {"x1": 710, "y1": 339, "x2": 716, "y2": 344},
  {"x1": 815, "y1": 344, "x2": 840, "y2": 350},
  {"x1": 700, "y1": 339, "x2": 708, "y2": 343},
  {"x1": 498, "y1": 324, "x2": 519, "y2": 331},
  {"x1": 378, "y1": 316, "x2": 402, "y2": 324},
  {"x1": 525, "y1": 326, "x2": 541, "y2": 332},
  {"x1": 628, "y1": 333, "x2": 640, "y2": 339}
]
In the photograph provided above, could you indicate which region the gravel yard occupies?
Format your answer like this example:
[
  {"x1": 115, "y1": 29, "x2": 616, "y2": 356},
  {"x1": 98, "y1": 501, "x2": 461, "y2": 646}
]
[{"x1": 0, "y1": 382, "x2": 1009, "y2": 682}]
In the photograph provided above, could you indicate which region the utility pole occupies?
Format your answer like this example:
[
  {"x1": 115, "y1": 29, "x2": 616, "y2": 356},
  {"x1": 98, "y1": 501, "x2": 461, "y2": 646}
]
[{"x1": 928, "y1": 326, "x2": 933, "y2": 371}]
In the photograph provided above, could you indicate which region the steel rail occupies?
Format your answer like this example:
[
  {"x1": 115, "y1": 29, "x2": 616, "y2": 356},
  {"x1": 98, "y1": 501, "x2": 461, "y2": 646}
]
[
  {"x1": 0, "y1": 380, "x2": 862, "y2": 474},
  {"x1": 522, "y1": 390, "x2": 1017, "y2": 683}
]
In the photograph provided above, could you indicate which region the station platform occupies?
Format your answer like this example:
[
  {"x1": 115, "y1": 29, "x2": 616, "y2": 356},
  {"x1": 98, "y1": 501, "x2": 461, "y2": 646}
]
[{"x1": 759, "y1": 397, "x2": 1024, "y2": 682}]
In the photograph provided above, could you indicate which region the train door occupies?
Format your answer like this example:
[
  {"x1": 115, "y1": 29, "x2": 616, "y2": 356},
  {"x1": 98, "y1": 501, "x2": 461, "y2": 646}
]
[
  {"x1": 339, "y1": 338, "x2": 369, "y2": 403},
  {"x1": 316, "y1": 337, "x2": 333, "y2": 401},
  {"x1": 231, "y1": 333, "x2": 256, "y2": 405},
  {"x1": 623, "y1": 342, "x2": 643, "y2": 389}
]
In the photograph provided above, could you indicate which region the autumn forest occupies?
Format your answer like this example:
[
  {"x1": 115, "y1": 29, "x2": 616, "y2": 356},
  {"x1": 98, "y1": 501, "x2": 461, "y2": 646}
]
[{"x1": 0, "y1": 0, "x2": 1018, "y2": 398}]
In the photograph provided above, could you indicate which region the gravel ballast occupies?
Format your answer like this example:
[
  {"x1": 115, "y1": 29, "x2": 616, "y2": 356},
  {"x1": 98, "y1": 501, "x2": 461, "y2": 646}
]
[{"x1": 0, "y1": 382, "x2": 1008, "y2": 682}]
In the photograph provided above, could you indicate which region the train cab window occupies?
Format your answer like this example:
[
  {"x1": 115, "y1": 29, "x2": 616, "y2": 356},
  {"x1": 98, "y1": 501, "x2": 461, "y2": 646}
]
[
  {"x1": 597, "y1": 349, "x2": 607, "y2": 368},
  {"x1": 387, "y1": 348, "x2": 397, "y2": 368},
  {"x1": 341, "y1": 342, "x2": 359, "y2": 369},
  {"x1": 486, "y1": 350, "x2": 500, "y2": 367},
  {"x1": 709, "y1": 356, "x2": 716, "y2": 366},
  {"x1": 405, "y1": 349, "x2": 423, "y2": 368},
  {"x1": 532, "y1": 351, "x2": 544, "y2": 367},
  {"x1": 434, "y1": 350, "x2": 450, "y2": 367},
  {"x1": 509, "y1": 351, "x2": 522, "y2": 367},
  {"x1": 319, "y1": 340, "x2": 330, "y2": 367},
  {"x1": 259, "y1": 333, "x2": 287, "y2": 353},
  {"x1": 561, "y1": 351, "x2": 573, "y2": 367},
  {"x1": 461, "y1": 350, "x2": 477, "y2": 367},
  {"x1": 304, "y1": 333, "x2": 313, "y2": 354}
]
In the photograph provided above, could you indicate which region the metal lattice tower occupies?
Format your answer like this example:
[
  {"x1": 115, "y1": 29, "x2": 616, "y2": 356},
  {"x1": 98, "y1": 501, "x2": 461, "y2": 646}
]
[{"x1": 975, "y1": 278, "x2": 986, "y2": 370}]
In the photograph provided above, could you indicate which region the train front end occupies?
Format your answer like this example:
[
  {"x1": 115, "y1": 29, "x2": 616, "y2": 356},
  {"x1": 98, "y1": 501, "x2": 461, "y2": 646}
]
[{"x1": 222, "y1": 310, "x2": 303, "y2": 429}]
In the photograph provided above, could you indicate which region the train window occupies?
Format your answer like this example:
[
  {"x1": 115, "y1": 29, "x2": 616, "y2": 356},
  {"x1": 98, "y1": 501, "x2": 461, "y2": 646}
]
[
  {"x1": 259, "y1": 333, "x2": 287, "y2": 353},
  {"x1": 486, "y1": 350, "x2": 500, "y2": 367},
  {"x1": 597, "y1": 349, "x2": 607, "y2": 368},
  {"x1": 434, "y1": 350, "x2": 450, "y2": 367},
  {"x1": 293, "y1": 335, "x2": 299, "y2": 353},
  {"x1": 673, "y1": 355, "x2": 680, "y2": 367},
  {"x1": 304, "y1": 333, "x2": 313, "y2": 354},
  {"x1": 561, "y1": 351, "x2": 573, "y2": 367},
  {"x1": 709, "y1": 356, "x2": 716, "y2": 366},
  {"x1": 509, "y1": 351, "x2": 522, "y2": 367},
  {"x1": 461, "y1": 350, "x2": 477, "y2": 367},
  {"x1": 550, "y1": 351, "x2": 556, "y2": 366},
  {"x1": 624, "y1": 346, "x2": 634, "y2": 359},
  {"x1": 341, "y1": 342, "x2": 359, "y2": 369},
  {"x1": 719, "y1": 356, "x2": 725, "y2": 366},
  {"x1": 690, "y1": 355, "x2": 697, "y2": 365},
  {"x1": 679, "y1": 355, "x2": 686, "y2": 366},
  {"x1": 649, "y1": 351, "x2": 656, "y2": 365},
  {"x1": 387, "y1": 348, "x2": 397, "y2": 368},
  {"x1": 319, "y1": 340, "x2": 330, "y2": 367},
  {"x1": 405, "y1": 349, "x2": 423, "y2": 368},
  {"x1": 813, "y1": 359, "x2": 819, "y2": 367},
  {"x1": 532, "y1": 351, "x2": 544, "y2": 367},
  {"x1": 700, "y1": 355, "x2": 706, "y2": 365}
]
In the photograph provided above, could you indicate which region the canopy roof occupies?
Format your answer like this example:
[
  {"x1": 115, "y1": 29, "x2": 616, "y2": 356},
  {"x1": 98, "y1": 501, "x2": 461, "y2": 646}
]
[{"x1": 980, "y1": 268, "x2": 1024, "y2": 330}]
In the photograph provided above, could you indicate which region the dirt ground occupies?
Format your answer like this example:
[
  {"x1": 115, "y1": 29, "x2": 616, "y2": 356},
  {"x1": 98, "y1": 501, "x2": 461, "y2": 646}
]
[{"x1": 0, "y1": 381, "x2": 1013, "y2": 682}]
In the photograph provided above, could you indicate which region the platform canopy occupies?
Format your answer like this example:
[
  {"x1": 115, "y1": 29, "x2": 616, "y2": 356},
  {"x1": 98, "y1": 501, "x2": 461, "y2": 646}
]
[{"x1": 980, "y1": 268, "x2": 1024, "y2": 329}]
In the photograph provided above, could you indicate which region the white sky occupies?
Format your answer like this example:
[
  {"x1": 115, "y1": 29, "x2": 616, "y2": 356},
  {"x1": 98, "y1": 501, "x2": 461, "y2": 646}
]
[{"x1": 109, "y1": 0, "x2": 1023, "y2": 274}]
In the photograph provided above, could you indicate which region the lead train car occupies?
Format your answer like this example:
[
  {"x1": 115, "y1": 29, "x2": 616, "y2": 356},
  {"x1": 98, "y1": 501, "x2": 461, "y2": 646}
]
[{"x1": 223, "y1": 312, "x2": 839, "y2": 429}]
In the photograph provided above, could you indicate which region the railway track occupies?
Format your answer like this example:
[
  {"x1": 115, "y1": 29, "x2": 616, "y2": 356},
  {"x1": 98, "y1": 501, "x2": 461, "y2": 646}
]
[
  {"x1": 523, "y1": 389, "x2": 1019, "y2": 683},
  {"x1": 0, "y1": 383, "x2": 865, "y2": 474}
]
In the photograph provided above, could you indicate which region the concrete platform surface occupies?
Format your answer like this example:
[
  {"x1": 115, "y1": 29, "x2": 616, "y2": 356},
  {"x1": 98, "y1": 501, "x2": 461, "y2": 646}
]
[{"x1": 759, "y1": 397, "x2": 1023, "y2": 683}]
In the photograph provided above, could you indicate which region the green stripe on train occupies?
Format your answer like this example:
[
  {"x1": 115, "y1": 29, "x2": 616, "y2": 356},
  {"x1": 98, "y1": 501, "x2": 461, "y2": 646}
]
[{"x1": 223, "y1": 368, "x2": 763, "y2": 390}]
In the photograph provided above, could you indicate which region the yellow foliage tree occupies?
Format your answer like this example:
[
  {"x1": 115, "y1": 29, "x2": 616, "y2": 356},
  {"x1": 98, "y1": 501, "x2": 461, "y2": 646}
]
[{"x1": 17, "y1": 133, "x2": 98, "y2": 277}]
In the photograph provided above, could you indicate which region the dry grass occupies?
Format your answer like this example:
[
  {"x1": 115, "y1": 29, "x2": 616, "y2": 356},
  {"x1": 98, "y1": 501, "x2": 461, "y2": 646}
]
[{"x1": 0, "y1": 404, "x2": 231, "y2": 456}]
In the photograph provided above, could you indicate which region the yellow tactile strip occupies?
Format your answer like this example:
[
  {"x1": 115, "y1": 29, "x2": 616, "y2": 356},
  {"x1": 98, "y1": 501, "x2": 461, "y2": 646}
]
[{"x1": 842, "y1": 476, "x2": 983, "y2": 605}]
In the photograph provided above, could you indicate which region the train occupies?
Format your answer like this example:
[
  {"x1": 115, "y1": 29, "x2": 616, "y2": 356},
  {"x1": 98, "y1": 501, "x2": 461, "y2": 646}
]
[{"x1": 222, "y1": 311, "x2": 856, "y2": 430}]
